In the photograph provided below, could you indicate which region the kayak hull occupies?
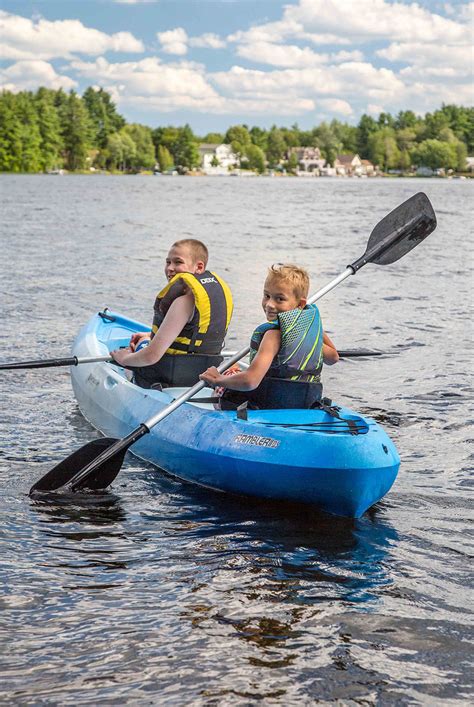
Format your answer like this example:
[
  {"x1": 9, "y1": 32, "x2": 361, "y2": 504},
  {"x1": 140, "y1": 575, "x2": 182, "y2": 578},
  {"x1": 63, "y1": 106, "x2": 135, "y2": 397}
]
[{"x1": 70, "y1": 311, "x2": 400, "y2": 518}]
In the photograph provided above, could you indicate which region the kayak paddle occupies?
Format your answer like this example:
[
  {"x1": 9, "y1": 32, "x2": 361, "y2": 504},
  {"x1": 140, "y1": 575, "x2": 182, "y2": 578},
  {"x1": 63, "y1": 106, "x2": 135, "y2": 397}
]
[
  {"x1": 1, "y1": 349, "x2": 382, "y2": 371},
  {"x1": 29, "y1": 191, "x2": 436, "y2": 496},
  {"x1": 0, "y1": 349, "x2": 238, "y2": 372},
  {"x1": 0, "y1": 355, "x2": 112, "y2": 371}
]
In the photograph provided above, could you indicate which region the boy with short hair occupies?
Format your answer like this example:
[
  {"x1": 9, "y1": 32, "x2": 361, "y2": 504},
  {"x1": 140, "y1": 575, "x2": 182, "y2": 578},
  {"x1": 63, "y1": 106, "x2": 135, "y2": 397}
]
[
  {"x1": 199, "y1": 263, "x2": 338, "y2": 408},
  {"x1": 112, "y1": 239, "x2": 233, "y2": 388}
]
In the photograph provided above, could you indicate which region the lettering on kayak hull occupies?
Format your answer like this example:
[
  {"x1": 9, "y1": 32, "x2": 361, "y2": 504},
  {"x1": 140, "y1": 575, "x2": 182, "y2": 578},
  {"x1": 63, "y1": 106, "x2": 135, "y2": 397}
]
[{"x1": 234, "y1": 434, "x2": 280, "y2": 449}]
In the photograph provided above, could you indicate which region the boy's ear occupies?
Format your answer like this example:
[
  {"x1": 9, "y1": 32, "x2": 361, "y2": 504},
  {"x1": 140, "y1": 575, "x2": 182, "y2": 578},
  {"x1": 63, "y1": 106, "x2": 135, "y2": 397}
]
[
  {"x1": 298, "y1": 297, "x2": 307, "y2": 309},
  {"x1": 194, "y1": 260, "x2": 206, "y2": 274}
]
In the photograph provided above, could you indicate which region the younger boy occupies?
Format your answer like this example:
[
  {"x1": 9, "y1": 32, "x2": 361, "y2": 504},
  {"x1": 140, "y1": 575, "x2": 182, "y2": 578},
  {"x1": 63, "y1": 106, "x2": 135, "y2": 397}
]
[
  {"x1": 199, "y1": 264, "x2": 338, "y2": 408},
  {"x1": 112, "y1": 239, "x2": 233, "y2": 388}
]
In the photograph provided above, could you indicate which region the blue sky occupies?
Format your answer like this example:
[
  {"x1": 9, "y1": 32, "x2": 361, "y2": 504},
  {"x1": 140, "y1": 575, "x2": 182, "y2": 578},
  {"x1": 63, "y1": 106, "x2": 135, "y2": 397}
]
[{"x1": 1, "y1": 0, "x2": 472, "y2": 134}]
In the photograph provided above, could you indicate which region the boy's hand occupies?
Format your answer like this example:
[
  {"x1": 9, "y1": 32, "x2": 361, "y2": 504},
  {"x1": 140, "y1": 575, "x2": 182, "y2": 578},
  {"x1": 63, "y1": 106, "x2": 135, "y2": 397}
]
[
  {"x1": 199, "y1": 366, "x2": 224, "y2": 388},
  {"x1": 129, "y1": 332, "x2": 150, "y2": 351},
  {"x1": 111, "y1": 348, "x2": 132, "y2": 366}
]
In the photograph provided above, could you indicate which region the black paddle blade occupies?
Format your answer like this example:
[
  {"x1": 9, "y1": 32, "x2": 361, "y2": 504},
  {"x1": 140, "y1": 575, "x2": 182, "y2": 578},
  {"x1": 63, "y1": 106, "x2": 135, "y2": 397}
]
[
  {"x1": 29, "y1": 437, "x2": 125, "y2": 495},
  {"x1": 351, "y1": 192, "x2": 436, "y2": 272}
]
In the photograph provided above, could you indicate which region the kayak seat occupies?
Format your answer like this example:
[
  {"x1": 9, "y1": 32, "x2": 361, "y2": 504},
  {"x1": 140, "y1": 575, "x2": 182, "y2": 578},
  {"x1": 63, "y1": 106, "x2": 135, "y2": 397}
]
[
  {"x1": 220, "y1": 377, "x2": 323, "y2": 410},
  {"x1": 129, "y1": 353, "x2": 224, "y2": 389}
]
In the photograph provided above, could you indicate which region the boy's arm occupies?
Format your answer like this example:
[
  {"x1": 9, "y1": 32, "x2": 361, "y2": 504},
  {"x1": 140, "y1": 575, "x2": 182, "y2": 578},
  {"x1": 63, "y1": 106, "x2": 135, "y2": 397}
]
[
  {"x1": 111, "y1": 293, "x2": 194, "y2": 367},
  {"x1": 200, "y1": 330, "x2": 281, "y2": 392},
  {"x1": 322, "y1": 331, "x2": 339, "y2": 365}
]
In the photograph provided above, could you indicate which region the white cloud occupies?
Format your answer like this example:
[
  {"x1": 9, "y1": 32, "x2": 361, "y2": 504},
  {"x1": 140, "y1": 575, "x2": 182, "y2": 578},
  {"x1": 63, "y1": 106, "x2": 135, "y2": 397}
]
[
  {"x1": 157, "y1": 27, "x2": 188, "y2": 55},
  {"x1": 157, "y1": 28, "x2": 226, "y2": 54},
  {"x1": 0, "y1": 60, "x2": 77, "y2": 91},
  {"x1": 284, "y1": 0, "x2": 470, "y2": 43},
  {"x1": 69, "y1": 56, "x2": 315, "y2": 115},
  {"x1": 318, "y1": 98, "x2": 353, "y2": 116},
  {"x1": 378, "y1": 41, "x2": 471, "y2": 73},
  {"x1": 70, "y1": 56, "x2": 217, "y2": 100},
  {"x1": 189, "y1": 33, "x2": 226, "y2": 49},
  {"x1": 0, "y1": 10, "x2": 144, "y2": 60},
  {"x1": 211, "y1": 62, "x2": 404, "y2": 102},
  {"x1": 234, "y1": 41, "x2": 364, "y2": 69},
  {"x1": 236, "y1": 42, "x2": 329, "y2": 68}
]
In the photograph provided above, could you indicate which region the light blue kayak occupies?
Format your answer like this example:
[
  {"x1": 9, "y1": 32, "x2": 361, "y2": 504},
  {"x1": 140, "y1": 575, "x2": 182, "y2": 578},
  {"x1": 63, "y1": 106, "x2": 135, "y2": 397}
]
[{"x1": 70, "y1": 310, "x2": 400, "y2": 518}]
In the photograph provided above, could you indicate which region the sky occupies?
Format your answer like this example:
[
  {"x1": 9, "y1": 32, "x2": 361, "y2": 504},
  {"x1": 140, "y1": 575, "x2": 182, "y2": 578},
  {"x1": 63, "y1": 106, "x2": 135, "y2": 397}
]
[{"x1": 0, "y1": 0, "x2": 472, "y2": 134}]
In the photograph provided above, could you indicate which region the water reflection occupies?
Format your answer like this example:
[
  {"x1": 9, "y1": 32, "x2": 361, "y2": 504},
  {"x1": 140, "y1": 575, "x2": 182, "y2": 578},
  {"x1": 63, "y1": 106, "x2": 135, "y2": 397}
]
[{"x1": 31, "y1": 490, "x2": 126, "y2": 530}]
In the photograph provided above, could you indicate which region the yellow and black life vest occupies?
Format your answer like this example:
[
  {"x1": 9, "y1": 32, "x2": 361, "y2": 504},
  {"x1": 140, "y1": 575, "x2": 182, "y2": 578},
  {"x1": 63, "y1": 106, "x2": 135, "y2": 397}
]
[{"x1": 151, "y1": 270, "x2": 233, "y2": 355}]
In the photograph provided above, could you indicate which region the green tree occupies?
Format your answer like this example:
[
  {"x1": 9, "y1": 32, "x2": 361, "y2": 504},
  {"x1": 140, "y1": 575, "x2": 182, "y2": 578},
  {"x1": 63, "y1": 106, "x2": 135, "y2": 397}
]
[
  {"x1": 330, "y1": 119, "x2": 358, "y2": 153},
  {"x1": 249, "y1": 126, "x2": 268, "y2": 152},
  {"x1": 123, "y1": 123, "x2": 155, "y2": 170},
  {"x1": 202, "y1": 132, "x2": 223, "y2": 144},
  {"x1": 224, "y1": 124, "x2": 251, "y2": 158},
  {"x1": 396, "y1": 127, "x2": 417, "y2": 153},
  {"x1": 16, "y1": 92, "x2": 42, "y2": 172},
  {"x1": 83, "y1": 87, "x2": 125, "y2": 150},
  {"x1": 356, "y1": 114, "x2": 378, "y2": 158},
  {"x1": 266, "y1": 127, "x2": 286, "y2": 167},
  {"x1": 157, "y1": 144, "x2": 173, "y2": 172},
  {"x1": 367, "y1": 128, "x2": 400, "y2": 171},
  {"x1": 378, "y1": 112, "x2": 395, "y2": 128},
  {"x1": 394, "y1": 110, "x2": 418, "y2": 129},
  {"x1": 59, "y1": 91, "x2": 93, "y2": 170},
  {"x1": 173, "y1": 124, "x2": 200, "y2": 170},
  {"x1": 285, "y1": 151, "x2": 299, "y2": 174},
  {"x1": 245, "y1": 144, "x2": 266, "y2": 173},
  {"x1": 35, "y1": 87, "x2": 63, "y2": 171},
  {"x1": 0, "y1": 92, "x2": 23, "y2": 171},
  {"x1": 411, "y1": 139, "x2": 457, "y2": 170},
  {"x1": 106, "y1": 130, "x2": 136, "y2": 171},
  {"x1": 313, "y1": 122, "x2": 342, "y2": 165}
]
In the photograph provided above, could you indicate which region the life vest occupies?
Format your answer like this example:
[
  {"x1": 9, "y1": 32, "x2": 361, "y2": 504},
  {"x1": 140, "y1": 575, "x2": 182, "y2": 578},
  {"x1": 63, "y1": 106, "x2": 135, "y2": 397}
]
[
  {"x1": 152, "y1": 271, "x2": 233, "y2": 355},
  {"x1": 220, "y1": 304, "x2": 324, "y2": 410},
  {"x1": 250, "y1": 304, "x2": 324, "y2": 383}
]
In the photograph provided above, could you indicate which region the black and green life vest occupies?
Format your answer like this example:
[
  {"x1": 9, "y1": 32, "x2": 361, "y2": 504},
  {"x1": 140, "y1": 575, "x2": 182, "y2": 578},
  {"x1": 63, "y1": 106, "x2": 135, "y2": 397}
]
[
  {"x1": 250, "y1": 304, "x2": 324, "y2": 383},
  {"x1": 152, "y1": 270, "x2": 233, "y2": 355}
]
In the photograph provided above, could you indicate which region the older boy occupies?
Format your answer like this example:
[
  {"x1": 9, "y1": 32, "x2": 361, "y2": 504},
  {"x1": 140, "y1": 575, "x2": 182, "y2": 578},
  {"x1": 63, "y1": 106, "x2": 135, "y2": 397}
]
[
  {"x1": 199, "y1": 263, "x2": 338, "y2": 408},
  {"x1": 112, "y1": 239, "x2": 233, "y2": 388}
]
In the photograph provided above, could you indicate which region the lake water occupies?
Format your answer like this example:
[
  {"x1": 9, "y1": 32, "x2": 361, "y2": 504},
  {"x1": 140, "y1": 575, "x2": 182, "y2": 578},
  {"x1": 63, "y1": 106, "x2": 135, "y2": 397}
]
[{"x1": 0, "y1": 175, "x2": 473, "y2": 704}]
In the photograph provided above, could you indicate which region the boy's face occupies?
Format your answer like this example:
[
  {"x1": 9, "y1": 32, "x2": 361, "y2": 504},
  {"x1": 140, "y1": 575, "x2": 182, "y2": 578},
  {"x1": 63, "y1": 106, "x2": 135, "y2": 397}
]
[
  {"x1": 165, "y1": 244, "x2": 205, "y2": 280},
  {"x1": 262, "y1": 277, "x2": 306, "y2": 321}
]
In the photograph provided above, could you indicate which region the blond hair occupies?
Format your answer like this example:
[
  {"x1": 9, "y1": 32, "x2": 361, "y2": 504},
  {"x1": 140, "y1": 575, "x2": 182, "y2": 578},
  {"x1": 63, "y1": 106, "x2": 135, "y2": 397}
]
[
  {"x1": 172, "y1": 239, "x2": 209, "y2": 266},
  {"x1": 266, "y1": 263, "x2": 310, "y2": 299}
]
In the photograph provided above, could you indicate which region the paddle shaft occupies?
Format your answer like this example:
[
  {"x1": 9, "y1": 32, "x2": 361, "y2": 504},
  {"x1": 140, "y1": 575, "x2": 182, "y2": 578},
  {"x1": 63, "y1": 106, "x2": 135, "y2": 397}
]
[{"x1": 0, "y1": 355, "x2": 112, "y2": 371}]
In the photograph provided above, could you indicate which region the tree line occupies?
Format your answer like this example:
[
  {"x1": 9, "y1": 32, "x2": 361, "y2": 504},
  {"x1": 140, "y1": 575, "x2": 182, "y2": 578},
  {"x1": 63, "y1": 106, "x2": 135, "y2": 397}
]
[{"x1": 0, "y1": 87, "x2": 472, "y2": 174}]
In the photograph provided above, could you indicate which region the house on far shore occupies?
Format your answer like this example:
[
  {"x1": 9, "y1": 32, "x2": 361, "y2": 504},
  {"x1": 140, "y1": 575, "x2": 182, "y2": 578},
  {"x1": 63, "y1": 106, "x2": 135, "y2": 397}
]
[
  {"x1": 334, "y1": 153, "x2": 362, "y2": 176},
  {"x1": 199, "y1": 143, "x2": 240, "y2": 174},
  {"x1": 333, "y1": 154, "x2": 376, "y2": 176},
  {"x1": 465, "y1": 156, "x2": 474, "y2": 172},
  {"x1": 287, "y1": 146, "x2": 326, "y2": 174},
  {"x1": 361, "y1": 159, "x2": 376, "y2": 176}
]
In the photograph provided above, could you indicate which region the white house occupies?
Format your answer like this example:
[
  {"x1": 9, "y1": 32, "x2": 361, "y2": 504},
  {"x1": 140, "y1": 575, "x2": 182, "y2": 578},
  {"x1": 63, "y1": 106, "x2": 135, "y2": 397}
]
[
  {"x1": 199, "y1": 143, "x2": 240, "y2": 174},
  {"x1": 287, "y1": 146, "x2": 325, "y2": 173}
]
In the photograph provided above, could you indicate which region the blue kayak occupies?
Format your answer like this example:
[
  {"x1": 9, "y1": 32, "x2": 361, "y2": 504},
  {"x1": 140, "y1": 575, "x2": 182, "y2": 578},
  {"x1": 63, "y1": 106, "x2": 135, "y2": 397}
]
[{"x1": 70, "y1": 310, "x2": 400, "y2": 518}]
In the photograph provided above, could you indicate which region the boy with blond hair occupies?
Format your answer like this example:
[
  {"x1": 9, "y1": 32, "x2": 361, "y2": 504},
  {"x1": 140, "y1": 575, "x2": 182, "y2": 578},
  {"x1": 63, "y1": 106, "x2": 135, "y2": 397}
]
[{"x1": 200, "y1": 263, "x2": 338, "y2": 408}]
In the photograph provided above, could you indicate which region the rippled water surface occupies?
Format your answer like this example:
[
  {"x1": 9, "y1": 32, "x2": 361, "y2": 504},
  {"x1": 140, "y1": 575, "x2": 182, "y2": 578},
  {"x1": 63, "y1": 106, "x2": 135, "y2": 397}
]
[{"x1": 0, "y1": 175, "x2": 473, "y2": 704}]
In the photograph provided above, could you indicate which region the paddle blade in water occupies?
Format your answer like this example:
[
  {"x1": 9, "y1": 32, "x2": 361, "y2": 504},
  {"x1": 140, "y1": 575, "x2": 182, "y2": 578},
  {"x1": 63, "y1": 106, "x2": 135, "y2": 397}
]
[
  {"x1": 350, "y1": 192, "x2": 437, "y2": 271},
  {"x1": 29, "y1": 438, "x2": 125, "y2": 495}
]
